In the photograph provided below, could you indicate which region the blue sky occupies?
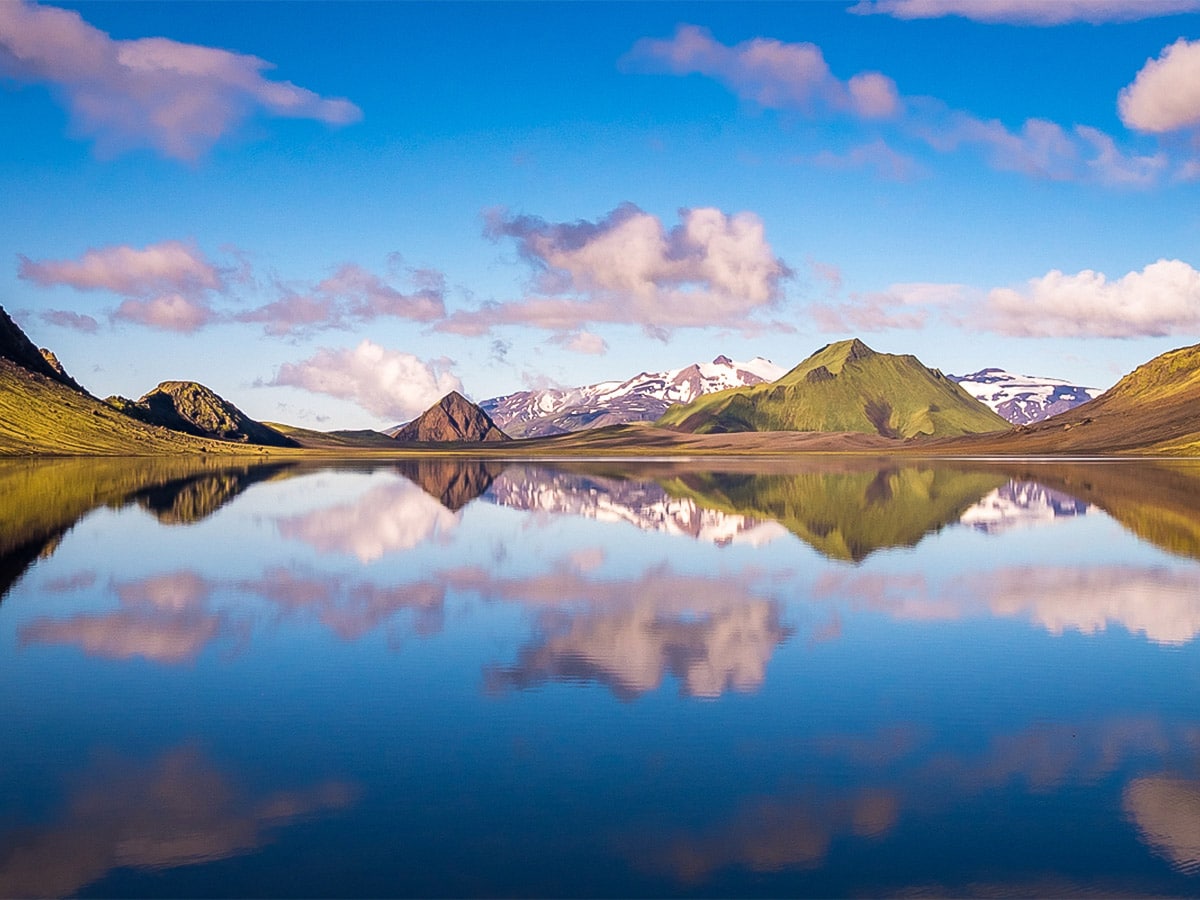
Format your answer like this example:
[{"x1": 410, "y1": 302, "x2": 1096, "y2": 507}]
[{"x1": 3, "y1": 0, "x2": 1199, "y2": 428}]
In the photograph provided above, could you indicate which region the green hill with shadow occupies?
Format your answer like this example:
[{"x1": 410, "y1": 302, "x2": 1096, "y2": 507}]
[{"x1": 658, "y1": 339, "x2": 1007, "y2": 439}]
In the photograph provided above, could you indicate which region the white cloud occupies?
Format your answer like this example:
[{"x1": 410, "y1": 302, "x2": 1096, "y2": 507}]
[
  {"x1": 19, "y1": 240, "x2": 229, "y2": 333},
  {"x1": 1119, "y1": 38, "x2": 1200, "y2": 134},
  {"x1": 627, "y1": 26, "x2": 1165, "y2": 187},
  {"x1": 849, "y1": 0, "x2": 1200, "y2": 25},
  {"x1": 271, "y1": 340, "x2": 463, "y2": 421},
  {"x1": 19, "y1": 240, "x2": 223, "y2": 295},
  {"x1": 277, "y1": 479, "x2": 460, "y2": 562},
  {"x1": 548, "y1": 330, "x2": 608, "y2": 355},
  {"x1": 440, "y1": 204, "x2": 791, "y2": 337},
  {"x1": 984, "y1": 259, "x2": 1200, "y2": 338},
  {"x1": 623, "y1": 24, "x2": 899, "y2": 119},
  {"x1": 0, "y1": 0, "x2": 360, "y2": 160}
]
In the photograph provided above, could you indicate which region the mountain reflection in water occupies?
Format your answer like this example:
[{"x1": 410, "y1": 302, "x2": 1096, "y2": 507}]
[{"x1": 1, "y1": 457, "x2": 1199, "y2": 895}]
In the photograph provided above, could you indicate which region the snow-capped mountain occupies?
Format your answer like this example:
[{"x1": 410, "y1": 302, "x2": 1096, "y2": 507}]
[
  {"x1": 960, "y1": 481, "x2": 1090, "y2": 534},
  {"x1": 949, "y1": 368, "x2": 1102, "y2": 425},
  {"x1": 481, "y1": 355, "x2": 785, "y2": 438},
  {"x1": 485, "y1": 467, "x2": 788, "y2": 547}
]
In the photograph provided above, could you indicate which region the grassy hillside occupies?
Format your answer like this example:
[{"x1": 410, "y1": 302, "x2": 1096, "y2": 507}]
[
  {"x1": 659, "y1": 339, "x2": 1007, "y2": 438},
  {"x1": 936, "y1": 342, "x2": 1200, "y2": 456},
  {"x1": 0, "y1": 360, "x2": 275, "y2": 456},
  {"x1": 266, "y1": 422, "x2": 398, "y2": 450},
  {"x1": 659, "y1": 463, "x2": 1005, "y2": 562}
]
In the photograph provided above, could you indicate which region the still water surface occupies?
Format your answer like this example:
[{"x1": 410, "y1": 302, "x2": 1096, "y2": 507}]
[{"x1": 1, "y1": 456, "x2": 1199, "y2": 896}]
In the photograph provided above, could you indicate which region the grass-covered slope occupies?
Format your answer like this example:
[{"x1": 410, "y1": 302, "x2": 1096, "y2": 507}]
[
  {"x1": 266, "y1": 422, "x2": 397, "y2": 450},
  {"x1": 659, "y1": 339, "x2": 1007, "y2": 438},
  {"x1": 0, "y1": 360, "x2": 250, "y2": 456},
  {"x1": 939, "y1": 342, "x2": 1200, "y2": 456},
  {"x1": 659, "y1": 463, "x2": 1005, "y2": 562}
]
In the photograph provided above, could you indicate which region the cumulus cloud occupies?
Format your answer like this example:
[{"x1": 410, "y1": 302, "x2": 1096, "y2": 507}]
[
  {"x1": 1119, "y1": 38, "x2": 1200, "y2": 134},
  {"x1": 623, "y1": 24, "x2": 899, "y2": 119},
  {"x1": 441, "y1": 204, "x2": 791, "y2": 338},
  {"x1": 983, "y1": 259, "x2": 1200, "y2": 338},
  {"x1": 848, "y1": 0, "x2": 1200, "y2": 24},
  {"x1": 270, "y1": 340, "x2": 463, "y2": 422},
  {"x1": 0, "y1": 0, "x2": 361, "y2": 160}
]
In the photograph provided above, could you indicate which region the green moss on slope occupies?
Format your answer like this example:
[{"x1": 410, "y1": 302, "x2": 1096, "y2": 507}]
[{"x1": 659, "y1": 339, "x2": 1007, "y2": 438}]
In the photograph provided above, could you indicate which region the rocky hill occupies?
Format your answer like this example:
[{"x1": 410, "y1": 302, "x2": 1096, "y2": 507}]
[
  {"x1": 391, "y1": 391, "x2": 510, "y2": 443},
  {"x1": 659, "y1": 339, "x2": 1007, "y2": 438},
  {"x1": 108, "y1": 381, "x2": 298, "y2": 447}
]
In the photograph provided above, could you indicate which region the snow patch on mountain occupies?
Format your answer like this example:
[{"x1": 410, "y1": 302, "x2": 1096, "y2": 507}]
[
  {"x1": 486, "y1": 467, "x2": 788, "y2": 547},
  {"x1": 960, "y1": 481, "x2": 1091, "y2": 534},
  {"x1": 950, "y1": 368, "x2": 1102, "y2": 425},
  {"x1": 482, "y1": 355, "x2": 785, "y2": 438}
]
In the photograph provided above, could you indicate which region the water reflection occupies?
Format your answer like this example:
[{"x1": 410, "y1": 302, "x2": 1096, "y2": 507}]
[
  {"x1": 19, "y1": 571, "x2": 242, "y2": 664},
  {"x1": 277, "y1": 478, "x2": 461, "y2": 561},
  {"x1": 960, "y1": 480, "x2": 1090, "y2": 533},
  {"x1": 1125, "y1": 776, "x2": 1200, "y2": 875},
  {"x1": 487, "y1": 466, "x2": 788, "y2": 547},
  {"x1": 817, "y1": 565, "x2": 1200, "y2": 645},
  {"x1": 0, "y1": 747, "x2": 354, "y2": 898},
  {"x1": 2, "y1": 457, "x2": 1200, "y2": 894}
]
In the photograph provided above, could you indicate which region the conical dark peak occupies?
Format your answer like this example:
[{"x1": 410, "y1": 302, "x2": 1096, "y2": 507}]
[
  {"x1": 392, "y1": 391, "x2": 511, "y2": 443},
  {"x1": 712, "y1": 354, "x2": 733, "y2": 366}
]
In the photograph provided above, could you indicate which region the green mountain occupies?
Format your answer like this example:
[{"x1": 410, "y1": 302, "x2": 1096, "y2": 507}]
[
  {"x1": 107, "y1": 381, "x2": 298, "y2": 447},
  {"x1": 659, "y1": 463, "x2": 1006, "y2": 562},
  {"x1": 658, "y1": 339, "x2": 1007, "y2": 438}
]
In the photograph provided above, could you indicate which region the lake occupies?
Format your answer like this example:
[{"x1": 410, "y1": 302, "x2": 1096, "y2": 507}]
[{"x1": 2, "y1": 456, "x2": 1199, "y2": 897}]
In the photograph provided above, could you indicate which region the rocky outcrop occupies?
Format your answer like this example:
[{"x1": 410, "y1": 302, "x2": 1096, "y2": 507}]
[
  {"x1": 108, "y1": 381, "x2": 298, "y2": 447},
  {"x1": 391, "y1": 391, "x2": 510, "y2": 443}
]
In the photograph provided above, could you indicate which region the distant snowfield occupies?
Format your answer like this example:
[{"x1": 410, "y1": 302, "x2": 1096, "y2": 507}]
[{"x1": 950, "y1": 368, "x2": 1102, "y2": 425}]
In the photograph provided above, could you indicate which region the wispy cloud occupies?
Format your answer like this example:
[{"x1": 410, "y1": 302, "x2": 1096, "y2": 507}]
[
  {"x1": 236, "y1": 263, "x2": 447, "y2": 337},
  {"x1": 19, "y1": 240, "x2": 228, "y2": 333},
  {"x1": 813, "y1": 282, "x2": 966, "y2": 332},
  {"x1": 38, "y1": 309, "x2": 99, "y2": 333},
  {"x1": 270, "y1": 340, "x2": 463, "y2": 422},
  {"x1": 623, "y1": 24, "x2": 899, "y2": 120},
  {"x1": 0, "y1": 0, "x2": 361, "y2": 160},
  {"x1": 19, "y1": 240, "x2": 224, "y2": 296},
  {"x1": 626, "y1": 25, "x2": 1175, "y2": 186},
  {"x1": 440, "y1": 204, "x2": 792, "y2": 339},
  {"x1": 848, "y1": 0, "x2": 1200, "y2": 25}
]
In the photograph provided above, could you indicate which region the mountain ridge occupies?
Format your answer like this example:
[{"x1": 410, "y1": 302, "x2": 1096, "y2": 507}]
[
  {"x1": 950, "y1": 368, "x2": 1100, "y2": 425},
  {"x1": 481, "y1": 355, "x2": 784, "y2": 438}
]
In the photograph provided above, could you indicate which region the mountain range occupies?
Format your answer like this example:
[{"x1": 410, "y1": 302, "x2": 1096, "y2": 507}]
[
  {"x1": 950, "y1": 369, "x2": 1100, "y2": 425},
  {"x1": 480, "y1": 355, "x2": 783, "y2": 438},
  {"x1": 3, "y1": 302, "x2": 1200, "y2": 457},
  {"x1": 658, "y1": 339, "x2": 1008, "y2": 438}
]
